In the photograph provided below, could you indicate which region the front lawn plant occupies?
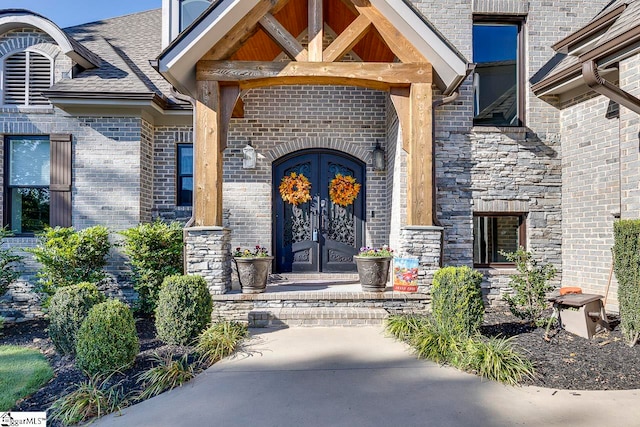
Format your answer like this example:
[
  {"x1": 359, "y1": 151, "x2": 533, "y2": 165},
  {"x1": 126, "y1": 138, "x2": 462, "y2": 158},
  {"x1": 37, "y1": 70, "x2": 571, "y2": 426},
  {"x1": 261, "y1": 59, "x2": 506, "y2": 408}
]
[
  {"x1": 612, "y1": 219, "x2": 640, "y2": 346},
  {"x1": 75, "y1": 299, "x2": 139, "y2": 376},
  {"x1": 155, "y1": 275, "x2": 212, "y2": 345},
  {"x1": 27, "y1": 226, "x2": 111, "y2": 299},
  {"x1": 136, "y1": 352, "x2": 194, "y2": 400},
  {"x1": 50, "y1": 373, "x2": 127, "y2": 426},
  {"x1": 195, "y1": 320, "x2": 249, "y2": 366},
  {"x1": 120, "y1": 220, "x2": 184, "y2": 315},
  {"x1": 48, "y1": 282, "x2": 106, "y2": 355}
]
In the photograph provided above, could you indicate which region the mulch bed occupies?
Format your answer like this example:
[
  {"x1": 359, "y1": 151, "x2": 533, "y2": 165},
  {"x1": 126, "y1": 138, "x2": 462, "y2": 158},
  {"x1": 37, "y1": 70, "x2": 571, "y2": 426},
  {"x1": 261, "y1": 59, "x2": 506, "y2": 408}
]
[
  {"x1": 1, "y1": 310, "x2": 639, "y2": 426},
  {"x1": 482, "y1": 310, "x2": 640, "y2": 390},
  {"x1": 1, "y1": 318, "x2": 186, "y2": 427}
]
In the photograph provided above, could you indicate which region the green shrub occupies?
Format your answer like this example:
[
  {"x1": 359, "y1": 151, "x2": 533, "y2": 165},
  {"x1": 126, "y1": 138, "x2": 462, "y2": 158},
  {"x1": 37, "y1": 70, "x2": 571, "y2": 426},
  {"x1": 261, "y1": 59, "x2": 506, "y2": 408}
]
[
  {"x1": 195, "y1": 321, "x2": 249, "y2": 366},
  {"x1": 136, "y1": 352, "x2": 194, "y2": 400},
  {"x1": 613, "y1": 220, "x2": 640, "y2": 345},
  {"x1": 501, "y1": 247, "x2": 556, "y2": 325},
  {"x1": 0, "y1": 227, "x2": 23, "y2": 297},
  {"x1": 155, "y1": 275, "x2": 212, "y2": 345},
  {"x1": 466, "y1": 337, "x2": 535, "y2": 385},
  {"x1": 385, "y1": 314, "x2": 430, "y2": 342},
  {"x1": 432, "y1": 266, "x2": 485, "y2": 338},
  {"x1": 48, "y1": 282, "x2": 106, "y2": 355},
  {"x1": 50, "y1": 373, "x2": 126, "y2": 426},
  {"x1": 76, "y1": 299, "x2": 139, "y2": 376},
  {"x1": 120, "y1": 220, "x2": 184, "y2": 315},
  {"x1": 27, "y1": 226, "x2": 111, "y2": 298}
]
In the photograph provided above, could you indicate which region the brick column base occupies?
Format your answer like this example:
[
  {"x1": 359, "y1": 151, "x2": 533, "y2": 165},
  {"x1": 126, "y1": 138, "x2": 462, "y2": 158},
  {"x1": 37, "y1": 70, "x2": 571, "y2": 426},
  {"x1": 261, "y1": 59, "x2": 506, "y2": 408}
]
[
  {"x1": 398, "y1": 226, "x2": 444, "y2": 293},
  {"x1": 184, "y1": 226, "x2": 232, "y2": 295}
]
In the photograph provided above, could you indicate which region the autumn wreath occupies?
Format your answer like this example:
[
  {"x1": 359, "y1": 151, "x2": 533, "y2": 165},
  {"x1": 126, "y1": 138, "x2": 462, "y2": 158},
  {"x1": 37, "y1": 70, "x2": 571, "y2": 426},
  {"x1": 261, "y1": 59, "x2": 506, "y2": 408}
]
[
  {"x1": 329, "y1": 174, "x2": 361, "y2": 207},
  {"x1": 279, "y1": 172, "x2": 312, "y2": 206}
]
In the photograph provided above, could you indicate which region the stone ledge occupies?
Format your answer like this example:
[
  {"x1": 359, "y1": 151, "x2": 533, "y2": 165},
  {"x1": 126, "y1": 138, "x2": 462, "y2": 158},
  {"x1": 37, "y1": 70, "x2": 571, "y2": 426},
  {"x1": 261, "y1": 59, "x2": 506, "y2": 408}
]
[
  {"x1": 248, "y1": 307, "x2": 389, "y2": 327},
  {"x1": 211, "y1": 291, "x2": 430, "y2": 302}
]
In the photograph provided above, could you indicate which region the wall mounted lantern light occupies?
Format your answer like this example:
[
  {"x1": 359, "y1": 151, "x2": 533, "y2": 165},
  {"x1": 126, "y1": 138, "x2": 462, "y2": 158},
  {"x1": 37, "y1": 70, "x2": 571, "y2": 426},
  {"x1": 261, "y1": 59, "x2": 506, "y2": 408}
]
[
  {"x1": 372, "y1": 142, "x2": 385, "y2": 171},
  {"x1": 242, "y1": 142, "x2": 256, "y2": 169}
]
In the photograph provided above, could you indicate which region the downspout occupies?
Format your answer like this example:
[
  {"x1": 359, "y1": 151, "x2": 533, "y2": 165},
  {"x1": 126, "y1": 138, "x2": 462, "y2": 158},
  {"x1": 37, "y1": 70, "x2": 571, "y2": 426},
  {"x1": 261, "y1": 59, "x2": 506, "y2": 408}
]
[
  {"x1": 170, "y1": 86, "x2": 197, "y2": 273},
  {"x1": 583, "y1": 60, "x2": 640, "y2": 115}
]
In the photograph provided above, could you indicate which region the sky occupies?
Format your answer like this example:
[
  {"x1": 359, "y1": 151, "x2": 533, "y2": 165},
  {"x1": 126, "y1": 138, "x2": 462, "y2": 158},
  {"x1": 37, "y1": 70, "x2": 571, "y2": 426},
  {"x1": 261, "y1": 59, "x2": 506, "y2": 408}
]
[{"x1": 1, "y1": 0, "x2": 162, "y2": 28}]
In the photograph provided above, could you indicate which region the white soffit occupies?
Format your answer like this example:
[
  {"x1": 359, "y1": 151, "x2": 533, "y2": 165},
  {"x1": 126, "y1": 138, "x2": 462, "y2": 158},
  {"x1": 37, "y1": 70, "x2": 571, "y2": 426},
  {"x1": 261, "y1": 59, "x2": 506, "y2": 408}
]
[
  {"x1": 370, "y1": 0, "x2": 468, "y2": 93},
  {"x1": 159, "y1": 0, "x2": 260, "y2": 96},
  {"x1": 0, "y1": 13, "x2": 95, "y2": 69}
]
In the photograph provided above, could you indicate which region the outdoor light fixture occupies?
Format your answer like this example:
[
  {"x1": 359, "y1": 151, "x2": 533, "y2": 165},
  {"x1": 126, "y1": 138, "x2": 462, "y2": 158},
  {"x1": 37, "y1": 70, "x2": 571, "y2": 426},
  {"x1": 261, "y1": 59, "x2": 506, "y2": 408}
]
[
  {"x1": 372, "y1": 142, "x2": 385, "y2": 171},
  {"x1": 242, "y1": 142, "x2": 256, "y2": 169}
]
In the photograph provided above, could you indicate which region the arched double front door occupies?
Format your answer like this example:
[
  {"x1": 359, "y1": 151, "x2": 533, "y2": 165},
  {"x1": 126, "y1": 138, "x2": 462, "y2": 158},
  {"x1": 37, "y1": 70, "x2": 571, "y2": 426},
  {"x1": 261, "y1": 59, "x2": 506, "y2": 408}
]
[{"x1": 274, "y1": 150, "x2": 365, "y2": 273}]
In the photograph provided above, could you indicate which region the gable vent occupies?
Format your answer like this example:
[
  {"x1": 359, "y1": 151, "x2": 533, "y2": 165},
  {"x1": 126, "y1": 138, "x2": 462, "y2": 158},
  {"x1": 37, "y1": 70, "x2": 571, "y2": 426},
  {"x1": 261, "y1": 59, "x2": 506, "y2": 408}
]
[{"x1": 3, "y1": 51, "x2": 52, "y2": 106}]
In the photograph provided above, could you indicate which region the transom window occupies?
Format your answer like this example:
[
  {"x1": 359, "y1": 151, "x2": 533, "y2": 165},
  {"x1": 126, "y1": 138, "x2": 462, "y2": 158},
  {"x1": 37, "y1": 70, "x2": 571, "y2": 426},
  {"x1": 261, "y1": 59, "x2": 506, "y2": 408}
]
[
  {"x1": 177, "y1": 144, "x2": 193, "y2": 206},
  {"x1": 179, "y1": 0, "x2": 213, "y2": 32},
  {"x1": 3, "y1": 50, "x2": 52, "y2": 106},
  {"x1": 6, "y1": 136, "x2": 51, "y2": 234},
  {"x1": 473, "y1": 19, "x2": 523, "y2": 126},
  {"x1": 473, "y1": 213, "x2": 526, "y2": 266}
]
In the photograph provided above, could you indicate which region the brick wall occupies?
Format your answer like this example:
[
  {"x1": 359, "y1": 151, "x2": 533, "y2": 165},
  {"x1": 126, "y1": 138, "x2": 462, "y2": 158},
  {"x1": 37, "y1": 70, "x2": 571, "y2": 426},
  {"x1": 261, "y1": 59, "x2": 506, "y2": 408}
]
[
  {"x1": 223, "y1": 85, "x2": 388, "y2": 252},
  {"x1": 559, "y1": 93, "x2": 619, "y2": 311}
]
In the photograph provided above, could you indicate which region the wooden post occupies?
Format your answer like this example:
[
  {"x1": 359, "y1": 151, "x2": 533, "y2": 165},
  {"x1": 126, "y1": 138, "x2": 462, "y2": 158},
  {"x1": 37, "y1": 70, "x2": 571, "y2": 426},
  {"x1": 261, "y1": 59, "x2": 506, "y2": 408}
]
[
  {"x1": 195, "y1": 80, "x2": 224, "y2": 227},
  {"x1": 308, "y1": 0, "x2": 323, "y2": 61},
  {"x1": 407, "y1": 83, "x2": 433, "y2": 226}
]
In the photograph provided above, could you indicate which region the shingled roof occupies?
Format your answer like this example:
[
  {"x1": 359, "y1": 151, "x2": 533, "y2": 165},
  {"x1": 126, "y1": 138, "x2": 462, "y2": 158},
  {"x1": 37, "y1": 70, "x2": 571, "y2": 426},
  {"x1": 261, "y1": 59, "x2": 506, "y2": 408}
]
[{"x1": 51, "y1": 9, "x2": 187, "y2": 108}]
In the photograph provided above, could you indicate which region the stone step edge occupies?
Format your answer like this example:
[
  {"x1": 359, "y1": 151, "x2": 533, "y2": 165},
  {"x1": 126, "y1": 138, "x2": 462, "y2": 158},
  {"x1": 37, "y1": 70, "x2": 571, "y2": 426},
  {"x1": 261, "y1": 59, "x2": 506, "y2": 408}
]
[
  {"x1": 212, "y1": 291, "x2": 429, "y2": 302},
  {"x1": 249, "y1": 307, "x2": 389, "y2": 320}
]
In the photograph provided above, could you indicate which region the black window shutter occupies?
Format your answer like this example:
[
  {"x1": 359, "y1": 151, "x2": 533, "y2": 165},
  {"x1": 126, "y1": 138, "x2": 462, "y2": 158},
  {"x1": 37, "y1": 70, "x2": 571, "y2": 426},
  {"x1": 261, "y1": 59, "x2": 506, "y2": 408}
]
[{"x1": 49, "y1": 134, "x2": 72, "y2": 227}]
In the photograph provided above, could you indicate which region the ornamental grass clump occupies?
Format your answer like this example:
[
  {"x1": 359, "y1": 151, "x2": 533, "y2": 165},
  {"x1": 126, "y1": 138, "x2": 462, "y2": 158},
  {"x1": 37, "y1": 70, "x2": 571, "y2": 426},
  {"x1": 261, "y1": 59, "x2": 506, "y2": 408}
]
[
  {"x1": 155, "y1": 275, "x2": 212, "y2": 345},
  {"x1": 195, "y1": 320, "x2": 249, "y2": 366},
  {"x1": 612, "y1": 220, "x2": 640, "y2": 346},
  {"x1": 50, "y1": 373, "x2": 127, "y2": 426},
  {"x1": 385, "y1": 314, "x2": 430, "y2": 343},
  {"x1": 432, "y1": 266, "x2": 484, "y2": 338},
  {"x1": 48, "y1": 282, "x2": 106, "y2": 355},
  {"x1": 136, "y1": 352, "x2": 194, "y2": 401},
  {"x1": 466, "y1": 337, "x2": 535, "y2": 386},
  {"x1": 75, "y1": 299, "x2": 139, "y2": 376}
]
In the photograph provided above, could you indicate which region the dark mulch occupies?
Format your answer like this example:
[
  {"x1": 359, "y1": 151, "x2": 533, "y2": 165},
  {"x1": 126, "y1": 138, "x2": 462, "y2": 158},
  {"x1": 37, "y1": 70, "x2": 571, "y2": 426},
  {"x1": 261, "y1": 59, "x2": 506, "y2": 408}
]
[
  {"x1": 1, "y1": 318, "x2": 191, "y2": 427},
  {"x1": 1, "y1": 310, "x2": 639, "y2": 426},
  {"x1": 482, "y1": 310, "x2": 640, "y2": 390}
]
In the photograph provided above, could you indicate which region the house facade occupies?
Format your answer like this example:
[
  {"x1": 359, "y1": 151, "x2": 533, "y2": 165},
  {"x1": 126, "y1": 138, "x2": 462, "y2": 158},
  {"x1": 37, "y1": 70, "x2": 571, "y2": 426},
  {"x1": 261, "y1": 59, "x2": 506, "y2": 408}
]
[{"x1": 0, "y1": 0, "x2": 633, "y2": 321}]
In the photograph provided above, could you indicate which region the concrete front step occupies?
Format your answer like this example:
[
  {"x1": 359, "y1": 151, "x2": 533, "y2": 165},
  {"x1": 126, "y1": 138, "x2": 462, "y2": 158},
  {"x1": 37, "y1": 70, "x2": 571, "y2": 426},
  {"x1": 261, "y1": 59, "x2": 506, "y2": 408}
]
[{"x1": 248, "y1": 307, "x2": 389, "y2": 327}]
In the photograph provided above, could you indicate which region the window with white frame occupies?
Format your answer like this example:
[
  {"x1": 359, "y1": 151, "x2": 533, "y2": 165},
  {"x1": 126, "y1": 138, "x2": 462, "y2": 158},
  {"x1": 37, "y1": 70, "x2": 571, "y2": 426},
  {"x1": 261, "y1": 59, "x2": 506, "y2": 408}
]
[{"x1": 2, "y1": 49, "x2": 52, "y2": 106}]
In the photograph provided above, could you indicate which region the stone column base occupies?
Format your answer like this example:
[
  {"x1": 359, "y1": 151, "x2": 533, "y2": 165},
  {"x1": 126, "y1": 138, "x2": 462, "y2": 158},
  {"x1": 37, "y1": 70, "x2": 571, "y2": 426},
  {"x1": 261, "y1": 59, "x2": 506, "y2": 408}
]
[
  {"x1": 398, "y1": 226, "x2": 444, "y2": 293},
  {"x1": 184, "y1": 226, "x2": 232, "y2": 295}
]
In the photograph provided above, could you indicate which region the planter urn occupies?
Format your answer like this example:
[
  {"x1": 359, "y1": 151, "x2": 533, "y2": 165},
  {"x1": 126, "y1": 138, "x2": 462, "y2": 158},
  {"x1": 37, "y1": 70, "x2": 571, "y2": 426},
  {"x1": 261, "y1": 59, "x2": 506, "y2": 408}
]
[
  {"x1": 354, "y1": 256, "x2": 392, "y2": 292},
  {"x1": 234, "y1": 257, "x2": 274, "y2": 294}
]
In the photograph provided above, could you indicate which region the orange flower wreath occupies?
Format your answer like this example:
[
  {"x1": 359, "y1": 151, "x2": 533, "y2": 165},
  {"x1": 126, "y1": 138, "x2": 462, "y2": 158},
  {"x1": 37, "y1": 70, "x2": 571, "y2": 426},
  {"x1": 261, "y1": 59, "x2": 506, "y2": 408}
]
[
  {"x1": 329, "y1": 174, "x2": 361, "y2": 207},
  {"x1": 279, "y1": 172, "x2": 312, "y2": 206}
]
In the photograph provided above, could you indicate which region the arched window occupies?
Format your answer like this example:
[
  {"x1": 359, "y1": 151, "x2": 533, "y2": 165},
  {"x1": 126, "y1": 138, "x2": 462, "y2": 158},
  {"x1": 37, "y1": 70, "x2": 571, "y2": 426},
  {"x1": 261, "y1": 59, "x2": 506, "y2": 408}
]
[
  {"x1": 3, "y1": 49, "x2": 52, "y2": 106},
  {"x1": 179, "y1": 0, "x2": 212, "y2": 32}
]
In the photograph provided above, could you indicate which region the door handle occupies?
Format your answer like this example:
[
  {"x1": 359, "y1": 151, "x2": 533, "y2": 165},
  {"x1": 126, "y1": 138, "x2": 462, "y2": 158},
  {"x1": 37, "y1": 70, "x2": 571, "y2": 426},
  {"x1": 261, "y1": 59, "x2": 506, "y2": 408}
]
[{"x1": 313, "y1": 228, "x2": 319, "y2": 242}]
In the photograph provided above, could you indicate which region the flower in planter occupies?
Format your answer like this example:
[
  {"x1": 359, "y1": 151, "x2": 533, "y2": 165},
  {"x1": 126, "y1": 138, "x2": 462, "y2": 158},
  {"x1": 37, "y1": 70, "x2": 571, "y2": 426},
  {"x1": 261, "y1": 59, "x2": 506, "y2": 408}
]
[
  {"x1": 233, "y1": 246, "x2": 270, "y2": 258},
  {"x1": 358, "y1": 245, "x2": 393, "y2": 257}
]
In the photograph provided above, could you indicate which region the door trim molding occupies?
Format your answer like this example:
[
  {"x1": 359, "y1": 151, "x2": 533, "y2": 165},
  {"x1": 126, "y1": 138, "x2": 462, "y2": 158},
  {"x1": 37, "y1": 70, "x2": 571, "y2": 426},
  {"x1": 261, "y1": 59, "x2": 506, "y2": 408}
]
[{"x1": 265, "y1": 137, "x2": 372, "y2": 164}]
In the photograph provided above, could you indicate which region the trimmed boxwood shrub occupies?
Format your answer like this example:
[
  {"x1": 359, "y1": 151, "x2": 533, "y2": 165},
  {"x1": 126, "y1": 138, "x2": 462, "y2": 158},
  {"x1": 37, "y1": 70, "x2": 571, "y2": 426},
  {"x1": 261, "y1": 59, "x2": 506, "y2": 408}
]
[
  {"x1": 120, "y1": 220, "x2": 184, "y2": 315},
  {"x1": 76, "y1": 299, "x2": 139, "y2": 376},
  {"x1": 155, "y1": 275, "x2": 212, "y2": 345},
  {"x1": 432, "y1": 266, "x2": 484, "y2": 338},
  {"x1": 48, "y1": 282, "x2": 105, "y2": 355},
  {"x1": 613, "y1": 220, "x2": 640, "y2": 345},
  {"x1": 27, "y1": 226, "x2": 111, "y2": 298}
]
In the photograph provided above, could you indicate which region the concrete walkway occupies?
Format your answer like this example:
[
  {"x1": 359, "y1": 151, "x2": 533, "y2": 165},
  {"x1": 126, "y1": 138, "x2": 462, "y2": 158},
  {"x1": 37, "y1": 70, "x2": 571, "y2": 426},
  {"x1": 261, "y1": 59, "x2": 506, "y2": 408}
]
[{"x1": 94, "y1": 327, "x2": 640, "y2": 427}]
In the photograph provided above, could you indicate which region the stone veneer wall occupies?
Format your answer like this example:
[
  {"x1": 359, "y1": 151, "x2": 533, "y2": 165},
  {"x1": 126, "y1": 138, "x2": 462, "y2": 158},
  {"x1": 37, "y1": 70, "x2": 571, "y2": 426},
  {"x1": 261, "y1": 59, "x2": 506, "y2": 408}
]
[{"x1": 411, "y1": 0, "x2": 609, "y2": 303}]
